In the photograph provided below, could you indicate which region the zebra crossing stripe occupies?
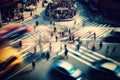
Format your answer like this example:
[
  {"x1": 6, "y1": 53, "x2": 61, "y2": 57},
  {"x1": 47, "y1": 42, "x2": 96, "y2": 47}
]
[
  {"x1": 79, "y1": 49, "x2": 101, "y2": 60},
  {"x1": 68, "y1": 52, "x2": 92, "y2": 66},
  {"x1": 81, "y1": 46, "x2": 106, "y2": 59},
  {"x1": 89, "y1": 23, "x2": 98, "y2": 27},
  {"x1": 97, "y1": 29, "x2": 112, "y2": 38},
  {"x1": 97, "y1": 24, "x2": 104, "y2": 27},
  {"x1": 86, "y1": 22, "x2": 95, "y2": 26},
  {"x1": 81, "y1": 46, "x2": 120, "y2": 65},
  {"x1": 68, "y1": 47, "x2": 95, "y2": 62},
  {"x1": 68, "y1": 45, "x2": 102, "y2": 61}
]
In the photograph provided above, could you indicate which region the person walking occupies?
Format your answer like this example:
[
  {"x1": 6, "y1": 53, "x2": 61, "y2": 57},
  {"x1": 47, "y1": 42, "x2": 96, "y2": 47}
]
[
  {"x1": 62, "y1": 31, "x2": 64, "y2": 37},
  {"x1": 19, "y1": 40, "x2": 22, "y2": 48},
  {"x1": 76, "y1": 43, "x2": 80, "y2": 51},
  {"x1": 105, "y1": 45, "x2": 110, "y2": 57},
  {"x1": 55, "y1": 36, "x2": 58, "y2": 42},
  {"x1": 35, "y1": 21, "x2": 39, "y2": 26},
  {"x1": 74, "y1": 20, "x2": 76, "y2": 26},
  {"x1": 91, "y1": 44, "x2": 96, "y2": 51},
  {"x1": 99, "y1": 41, "x2": 103, "y2": 50},
  {"x1": 86, "y1": 41, "x2": 89, "y2": 48},
  {"x1": 72, "y1": 34, "x2": 75, "y2": 43},
  {"x1": 30, "y1": 11, "x2": 32, "y2": 16},
  {"x1": 46, "y1": 51, "x2": 50, "y2": 61},
  {"x1": 51, "y1": 32, "x2": 53, "y2": 37},
  {"x1": 49, "y1": 42, "x2": 52, "y2": 52},
  {"x1": 77, "y1": 37, "x2": 81, "y2": 43},
  {"x1": 54, "y1": 26, "x2": 56, "y2": 32},
  {"x1": 93, "y1": 33, "x2": 96, "y2": 40},
  {"x1": 32, "y1": 60, "x2": 36, "y2": 69},
  {"x1": 21, "y1": 14, "x2": 24, "y2": 21},
  {"x1": 64, "y1": 44, "x2": 68, "y2": 59},
  {"x1": 111, "y1": 46, "x2": 116, "y2": 55},
  {"x1": 68, "y1": 28, "x2": 71, "y2": 34},
  {"x1": 50, "y1": 21, "x2": 52, "y2": 26}
]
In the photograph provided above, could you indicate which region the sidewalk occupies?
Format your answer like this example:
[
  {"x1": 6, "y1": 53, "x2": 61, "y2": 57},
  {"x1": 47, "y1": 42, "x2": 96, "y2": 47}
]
[{"x1": 1, "y1": 1, "x2": 43, "y2": 27}]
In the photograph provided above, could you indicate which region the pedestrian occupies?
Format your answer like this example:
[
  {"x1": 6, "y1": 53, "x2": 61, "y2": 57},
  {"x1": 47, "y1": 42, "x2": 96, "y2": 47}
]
[
  {"x1": 64, "y1": 45, "x2": 68, "y2": 59},
  {"x1": 74, "y1": 20, "x2": 76, "y2": 26},
  {"x1": 32, "y1": 60, "x2": 36, "y2": 69},
  {"x1": 62, "y1": 31, "x2": 64, "y2": 37},
  {"x1": 34, "y1": 45, "x2": 37, "y2": 54},
  {"x1": 21, "y1": 14, "x2": 24, "y2": 21},
  {"x1": 69, "y1": 35, "x2": 71, "y2": 41},
  {"x1": 105, "y1": 45, "x2": 110, "y2": 57},
  {"x1": 18, "y1": 40, "x2": 22, "y2": 48},
  {"x1": 49, "y1": 42, "x2": 52, "y2": 52},
  {"x1": 86, "y1": 41, "x2": 89, "y2": 48},
  {"x1": 76, "y1": 43, "x2": 80, "y2": 51},
  {"x1": 53, "y1": 23, "x2": 55, "y2": 26},
  {"x1": 99, "y1": 41, "x2": 103, "y2": 50},
  {"x1": 7, "y1": 17, "x2": 10, "y2": 23},
  {"x1": 42, "y1": 2, "x2": 44, "y2": 7},
  {"x1": 68, "y1": 28, "x2": 71, "y2": 34},
  {"x1": 51, "y1": 32, "x2": 53, "y2": 37},
  {"x1": 55, "y1": 36, "x2": 58, "y2": 42},
  {"x1": 93, "y1": 33, "x2": 96, "y2": 40},
  {"x1": 50, "y1": 21, "x2": 52, "y2": 25},
  {"x1": 38, "y1": 36, "x2": 42, "y2": 52},
  {"x1": 111, "y1": 47, "x2": 116, "y2": 55},
  {"x1": 46, "y1": 51, "x2": 50, "y2": 61},
  {"x1": 64, "y1": 44, "x2": 67, "y2": 48},
  {"x1": 35, "y1": 21, "x2": 39, "y2": 26},
  {"x1": 54, "y1": 26, "x2": 56, "y2": 32},
  {"x1": 72, "y1": 34, "x2": 75, "y2": 43},
  {"x1": 91, "y1": 44, "x2": 96, "y2": 51},
  {"x1": 60, "y1": 44, "x2": 62, "y2": 51},
  {"x1": 77, "y1": 37, "x2": 81, "y2": 43},
  {"x1": 30, "y1": 11, "x2": 32, "y2": 16}
]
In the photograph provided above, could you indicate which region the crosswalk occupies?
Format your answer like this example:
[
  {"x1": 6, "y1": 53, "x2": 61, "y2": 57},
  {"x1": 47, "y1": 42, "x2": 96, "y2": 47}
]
[
  {"x1": 72, "y1": 26, "x2": 114, "y2": 40},
  {"x1": 48, "y1": 43, "x2": 108, "y2": 67},
  {"x1": 60, "y1": 24, "x2": 114, "y2": 42}
]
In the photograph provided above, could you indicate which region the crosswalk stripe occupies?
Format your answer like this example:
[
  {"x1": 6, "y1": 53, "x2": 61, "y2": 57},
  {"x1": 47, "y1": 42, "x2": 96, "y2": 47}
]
[
  {"x1": 79, "y1": 49, "x2": 101, "y2": 60},
  {"x1": 73, "y1": 26, "x2": 114, "y2": 41},
  {"x1": 68, "y1": 52, "x2": 92, "y2": 66},
  {"x1": 68, "y1": 47, "x2": 95, "y2": 62},
  {"x1": 97, "y1": 29, "x2": 112, "y2": 38},
  {"x1": 86, "y1": 22, "x2": 95, "y2": 26},
  {"x1": 68, "y1": 44, "x2": 102, "y2": 61},
  {"x1": 89, "y1": 23, "x2": 98, "y2": 27},
  {"x1": 81, "y1": 46, "x2": 106, "y2": 59}
]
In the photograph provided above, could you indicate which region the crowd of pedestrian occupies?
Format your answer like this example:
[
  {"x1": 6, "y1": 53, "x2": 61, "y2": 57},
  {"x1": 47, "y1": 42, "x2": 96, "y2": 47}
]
[{"x1": 45, "y1": 0, "x2": 77, "y2": 20}]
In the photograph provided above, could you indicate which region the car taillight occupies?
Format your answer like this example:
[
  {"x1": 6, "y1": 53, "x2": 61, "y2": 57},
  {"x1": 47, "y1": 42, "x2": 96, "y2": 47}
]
[{"x1": 0, "y1": 35, "x2": 7, "y2": 39}]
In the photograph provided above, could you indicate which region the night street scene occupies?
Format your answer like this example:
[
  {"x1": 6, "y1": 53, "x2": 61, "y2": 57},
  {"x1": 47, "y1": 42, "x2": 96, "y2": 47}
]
[{"x1": 0, "y1": 0, "x2": 120, "y2": 80}]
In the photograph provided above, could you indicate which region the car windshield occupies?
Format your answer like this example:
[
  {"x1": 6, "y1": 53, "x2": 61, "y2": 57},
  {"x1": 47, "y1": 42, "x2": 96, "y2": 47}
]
[{"x1": 101, "y1": 62, "x2": 117, "y2": 71}]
